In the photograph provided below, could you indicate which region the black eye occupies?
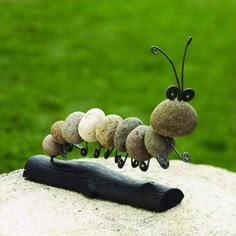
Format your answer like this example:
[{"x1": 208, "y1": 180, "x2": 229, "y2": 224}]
[
  {"x1": 182, "y1": 88, "x2": 195, "y2": 102},
  {"x1": 166, "y1": 85, "x2": 179, "y2": 100}
]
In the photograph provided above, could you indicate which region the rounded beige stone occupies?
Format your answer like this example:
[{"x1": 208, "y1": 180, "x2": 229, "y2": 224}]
[
  {"x1": 126, "y1": 125, "x2": 152, "y2": 161},
  {"x1": 96, "y1": 114, "x2": 123, "y2": 148},
  {"x1": 150, "y1": 99, "x2": 198, "y2": 137},
  {"x1": 144, "y1": 126, "x2": 175, "y2": 157},
  {"x1": 61, "y1": 112, "x2": 84, "y2": 144},
  {"x1": 51, "y1": 120, "x2": 65, "y2": 144},
  {"x1": 78, "y1": 108, "x2": 105, "y2": 142},
  {"x1": 114, "y1": 117, "x2": 143, "y2": 152},
  {"x1": 42, "y1": 134, "x2": 62, "y2": 156}
]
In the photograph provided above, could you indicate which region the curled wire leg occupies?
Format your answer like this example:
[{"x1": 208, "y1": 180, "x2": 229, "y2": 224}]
[
  {"x1": 65, "y1": 143, "x2": 73, "y2": 153},
  {"x1": 104, "y1": 146, "x2": 114, "y2": 159},
  {"x1": 72, "y1": 143, "x2": 88, "y2": 156},
  {"x1": 156, "y1": 154, "x2": 169, "y2": 169},
  {"x1": 72, "y1": 144, "x2": 82, "y2": 149},
  {"x1": 139, "y1": 159, "x2": 150, "y2": 172},
  {"x1": 131, "y1": 158, "x2": 140, "y2": 168},
  {"x1": 118, "y1": 153, "x2": 128, "y2": 169},
  {"x1": 114, "y1": 150, "x2": 121, "y2": 163},
  {"x1": 59, "y1": 150, "x2": 67, "y2": 158},
  {"x1": 181, "y1": 152, "x2": 191, "y2": 162},
  {"x1": 80, "y1": 142, "x2": 88, "y2": 156},
  {"x1": 93, "y1": 143, "x2": 102, "y2": 158},
  {"x1": 167, "y1": 138, "x2": 191, "y2": 162}
]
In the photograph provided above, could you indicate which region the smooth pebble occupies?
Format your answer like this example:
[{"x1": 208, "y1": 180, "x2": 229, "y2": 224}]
[
  {"x1": 78, "y1": 108, "x2": 105, "y2": 142},
  {"x1": 96, "y1": 114, "x2": 123, "y2": 148},
  {"x1": 126, "y1": 125, "x2": 152, "y2": 161},
  {"x1": 150, "y1": 99, "x2": 198, "y2": 137},
  {"x1": 114, "y1": 117, "x2": 143, "y2": 152},
  {"x1": 51, "y1": 120, "x2": 65, "y2": 144},
  {"x1": 61, "y1": 112, "x2": 84, "y2": 144},
  {"x1": 42, "y1": 134, "x2": 63, "y2": 156},
  {"x1": 144, "y1": 126, "x2": 175, "y2": 157}
]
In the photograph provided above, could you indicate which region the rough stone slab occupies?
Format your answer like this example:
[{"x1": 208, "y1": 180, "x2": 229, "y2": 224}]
[{"x1": 0, "y1": 158, "x2": 236, "y2": 236}]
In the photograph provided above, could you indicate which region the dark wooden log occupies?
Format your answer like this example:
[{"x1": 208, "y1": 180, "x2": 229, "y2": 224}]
[{"x1": 23, "y1": 155, "x2": 184, "y2": 212}]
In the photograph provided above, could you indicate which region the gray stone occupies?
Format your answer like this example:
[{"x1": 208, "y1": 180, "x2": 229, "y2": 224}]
[
  {"x1": 114, "y1": 117, "x2": 143, "y2": 152},
  {"x1": 126, "y1": 125, "x2": 151, "y2": 161},
  {"x1": 144, "y1": 126, "x2": 175, "y2": 157},
  {"x1": 61, "y1": 111, "x2": 84, "y2": 144},
  {"x1": 0, "y1": 159, "x2": 236, "y2": 236}
]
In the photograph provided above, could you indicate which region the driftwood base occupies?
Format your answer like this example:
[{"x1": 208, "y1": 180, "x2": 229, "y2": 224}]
[{"x1": 23, "y1": 155, "x2": 184, "y2": 212}]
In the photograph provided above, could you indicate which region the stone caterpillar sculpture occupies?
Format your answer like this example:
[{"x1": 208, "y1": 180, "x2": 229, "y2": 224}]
[{"x1": 42, "y1": 36, "x2": 198, "y2": 172}]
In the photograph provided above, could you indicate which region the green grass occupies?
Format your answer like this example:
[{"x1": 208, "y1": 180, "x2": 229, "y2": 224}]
[{"x1": 0, "y1": 0, "x2": 235, "y2": 173}]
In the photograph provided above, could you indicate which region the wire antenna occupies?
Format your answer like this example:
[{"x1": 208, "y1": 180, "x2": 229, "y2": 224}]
[
  {"x1": 181, "y1": 36, "x2": 192, "y2": 93},
  {"x1": 151, "y1": 45, "x2": 181, "y2": 91}
]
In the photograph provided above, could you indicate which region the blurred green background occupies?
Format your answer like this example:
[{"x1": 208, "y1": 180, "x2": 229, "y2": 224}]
[{"x1": 0, "y1": 0, "x2": 235, "y2": 174}]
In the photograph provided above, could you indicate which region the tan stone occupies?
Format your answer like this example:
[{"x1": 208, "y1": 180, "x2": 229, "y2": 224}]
[
  {"x1": 150, "y1": 99, "x2": 198, "y2": 137},
  {"x1": 96, "y1": 114, "x2": 123, "y2": 148},
  {"x1": 51, "y1": 120, "x2": 65, "y2": 144},
  {"x1": 42, "y1": 134, "x2": 62, "y2": 156}
]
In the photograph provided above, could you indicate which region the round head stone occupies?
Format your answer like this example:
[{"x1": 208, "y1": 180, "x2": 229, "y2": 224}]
[{"x1": 150, "y1": 99, "x2": 198, "y2": 137}]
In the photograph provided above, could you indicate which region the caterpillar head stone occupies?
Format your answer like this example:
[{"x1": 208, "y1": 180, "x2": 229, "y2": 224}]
[
  {"x1": 150, "y1": 99, "x2": 198, "y2": 137},
  {"x1": 150, "y1": 36, "x2": 198, "y2": 137}
]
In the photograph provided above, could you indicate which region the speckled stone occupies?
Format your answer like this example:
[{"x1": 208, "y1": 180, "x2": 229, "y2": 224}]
[
  {"x1": 61, "y1": 112, "x2": 84, "y2": 144},
  {"x1": 78, "y1": 108, "x2": 105, "y2": 142},
  {"x1": 96, "y1": 114, "x2": 123, "y2": 148},
  {"x1": 42, "y1": 134, "x2": 63, "y2": 156},
  {"x1": 150, "y1": 99, "x2": 198, "y2": 137},
  {"x1": 126, "y1": 125, "x2": 152, "y2": 161},
  {"x1": 114, "y1": 117, "x2": 143, "y2": 152},
  {"x1": 144, "y1": 126, "x2": 175, "y2": 157},
  {"x1": 51, "y1": 120, "x2": 65, "y2": 144}
]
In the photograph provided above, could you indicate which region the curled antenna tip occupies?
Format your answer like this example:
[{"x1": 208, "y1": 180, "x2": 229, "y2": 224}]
[
  {"x1": 187, "y1": 36, "x2": 192, "y2": 46},
  {"x1": 151, "y1": 46, "x2": 159, "y2": 55}
]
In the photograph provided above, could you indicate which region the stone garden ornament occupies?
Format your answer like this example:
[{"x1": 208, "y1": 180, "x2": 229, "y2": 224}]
[{"x1": 23, "y1": 36, "x2": 198, "y2": 212}]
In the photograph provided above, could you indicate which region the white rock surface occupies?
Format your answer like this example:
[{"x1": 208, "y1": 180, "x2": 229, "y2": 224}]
[{"x1": 0, "y1": 158, "x2": 236, "y2": 236}]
